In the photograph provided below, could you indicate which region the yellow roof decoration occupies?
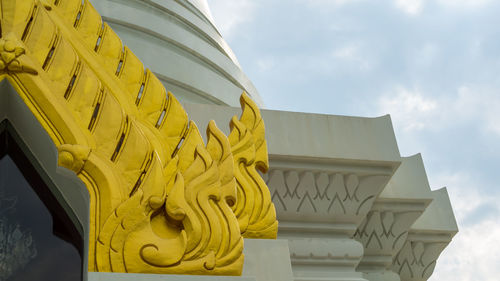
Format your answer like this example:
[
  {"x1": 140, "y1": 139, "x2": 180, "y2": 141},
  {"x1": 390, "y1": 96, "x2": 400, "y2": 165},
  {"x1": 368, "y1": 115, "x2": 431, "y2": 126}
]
[{"x1": 0, "y1": 0, "x2": 277, "y2": 276}]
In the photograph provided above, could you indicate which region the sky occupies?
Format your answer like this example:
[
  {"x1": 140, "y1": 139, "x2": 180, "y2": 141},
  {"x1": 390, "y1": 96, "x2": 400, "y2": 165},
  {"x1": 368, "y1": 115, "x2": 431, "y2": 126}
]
[{"x1": 207, "y1": 0, "x2": 500, "y2": 280}]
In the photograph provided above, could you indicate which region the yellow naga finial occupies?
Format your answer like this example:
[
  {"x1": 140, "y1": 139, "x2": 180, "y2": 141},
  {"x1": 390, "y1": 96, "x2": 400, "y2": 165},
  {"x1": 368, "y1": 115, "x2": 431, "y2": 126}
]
[
  {"x1": 0, "y1": 0, "x2": 277, "y2": 275},
  {"x1": 229, "y1": 93, "x2": 278, "y2": 239},
  {"x1": 0, "y1": 35, "x2": 38, "y2": 75}
]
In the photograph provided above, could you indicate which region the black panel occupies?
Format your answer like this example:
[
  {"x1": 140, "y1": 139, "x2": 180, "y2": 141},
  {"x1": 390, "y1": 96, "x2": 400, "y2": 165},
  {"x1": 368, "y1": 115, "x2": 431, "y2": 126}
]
[{"x1": 0, "y1": 124, "x2": 82, "y2": 281}]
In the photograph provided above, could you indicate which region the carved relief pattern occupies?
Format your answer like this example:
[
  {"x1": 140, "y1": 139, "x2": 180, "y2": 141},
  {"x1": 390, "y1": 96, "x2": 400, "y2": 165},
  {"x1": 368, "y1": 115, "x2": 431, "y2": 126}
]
[
  {"x1": 265, "y1": 170, "x2": 388, "y2": 221},
  {"x1": 392, "y1": 240, "x2": 448, "y2": 281},
  {"x1": 228, "y1": 93, "x2": 278, "y2": 239},
  {"x1": 95, "y1": 121, "x2": 243, "y2": 275},
  {"x1": 354, "y1": 211, "x2": 421, "y2": 256},
  {"x1": 57, "y1": 144, "x2": 91, "y2": 173},
  {"x1": 287, "y1": 238, "x2": 364, "y2": 265},
  {"x1": 0, "y1": 35, "x2": 37, "y2": 75},
  {"x1": 0, "y1": 0, "x2": 273, "y2": 275}
]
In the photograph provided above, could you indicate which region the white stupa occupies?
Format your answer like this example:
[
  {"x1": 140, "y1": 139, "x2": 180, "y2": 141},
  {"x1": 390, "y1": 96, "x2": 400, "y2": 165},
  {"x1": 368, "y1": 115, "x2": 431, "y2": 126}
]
[
  {"x1": 92, "y1": 0, "x2": 263, "y2": 107},
  {"x1": 92, "y1": 1, "x2": 458, "y2": 281}
]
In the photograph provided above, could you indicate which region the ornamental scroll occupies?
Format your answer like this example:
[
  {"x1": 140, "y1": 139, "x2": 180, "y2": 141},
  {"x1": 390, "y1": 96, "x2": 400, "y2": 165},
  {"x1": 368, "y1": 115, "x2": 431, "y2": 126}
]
[
  {"x1": 0, "y1": 0, "x2": 277, "y2": 276},
  {"x1": 229, "y1": 93, "x2": 278, "y2": 239},
  {"x1": 94, "y1": 121, "x2": 244, "y2": 275}
]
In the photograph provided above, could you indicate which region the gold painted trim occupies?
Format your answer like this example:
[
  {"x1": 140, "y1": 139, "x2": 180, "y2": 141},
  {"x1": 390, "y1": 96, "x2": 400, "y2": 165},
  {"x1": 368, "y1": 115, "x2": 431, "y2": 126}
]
[{"x1": 0, "y1": 0, "x2": 277, "y2": 275}]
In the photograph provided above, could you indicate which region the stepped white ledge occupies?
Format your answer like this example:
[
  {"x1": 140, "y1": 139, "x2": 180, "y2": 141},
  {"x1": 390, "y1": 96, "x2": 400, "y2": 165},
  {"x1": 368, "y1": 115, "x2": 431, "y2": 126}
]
[
  {"x1": 184, "y1": 103, "x2": 399, "y2": 281},
  {"x1": 355, "y1": 155, "x2": 434, "y2": 281},
  {"x1": 181, "y1": 103, "x2": 455, "y2": 281},
  {"x1": 392, "y1": 188, "x2": 458, "y2": 281},
  {"x1": 183, "y1": 103, "x2": 401, "y2": 162}
]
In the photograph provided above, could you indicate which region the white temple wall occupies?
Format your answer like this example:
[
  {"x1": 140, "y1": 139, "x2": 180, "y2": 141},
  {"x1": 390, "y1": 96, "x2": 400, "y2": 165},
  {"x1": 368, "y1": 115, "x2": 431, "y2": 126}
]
[
  {"x1": 183, "y1": 103, "x2": 457, "y2": 281},
  {"x1": 85, "y1": 0, "x2": 458, "y2": 279}
]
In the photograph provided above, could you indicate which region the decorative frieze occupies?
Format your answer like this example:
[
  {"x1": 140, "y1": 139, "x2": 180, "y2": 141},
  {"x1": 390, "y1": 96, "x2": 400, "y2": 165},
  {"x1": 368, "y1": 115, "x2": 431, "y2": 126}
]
[
  {"x1": 354, "y1": 206, "x2": 426, "y2": 281},
  {"x1": 287, "y1": 237, "x2": 363, "y2": 268},
  {"x1": 393, "y1": 239, "x2": 448, "y2": 281},
  {"x1": 265, "y1": 169, "x2": 390, "y2": 228},
  {"x1": 355, "y1": 210, "x2": 422, "y2": 255},
  {"x1": 391, "y1": 188, "x2": 458, "y2": 281},
  {"x1": 354, "y1": 155, "x2": 434, "y2": 281},
  {"x1": 263, "y1": 159, "x2": 398, "y2": 281},
  {"x1": 181, "y1": 103, "x2": 457, "y2": 281}
]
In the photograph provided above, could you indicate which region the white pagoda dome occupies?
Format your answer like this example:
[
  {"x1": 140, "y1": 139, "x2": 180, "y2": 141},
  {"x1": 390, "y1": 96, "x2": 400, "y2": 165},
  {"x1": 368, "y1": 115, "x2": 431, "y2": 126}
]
[{"x1": 93, "y1": 0, "x2": 263, "y2": 107}]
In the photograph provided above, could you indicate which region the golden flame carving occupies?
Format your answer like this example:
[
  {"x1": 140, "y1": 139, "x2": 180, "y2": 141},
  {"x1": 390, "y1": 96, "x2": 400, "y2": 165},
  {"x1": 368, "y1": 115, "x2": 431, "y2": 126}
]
[
  {"x1": 95, "y1": 121, "x2": 243, "y2": 275},
  {"x1": 229, "y1": 93, "x2": 278, "y2": 239},
  {"x1": 0, "y1": 0, "x2": 275, "y2": 276}
]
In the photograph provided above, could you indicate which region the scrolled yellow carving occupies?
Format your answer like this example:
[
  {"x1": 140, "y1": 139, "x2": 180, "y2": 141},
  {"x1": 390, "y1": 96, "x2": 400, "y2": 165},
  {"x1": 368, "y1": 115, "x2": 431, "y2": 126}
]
[
  {"x1": 229, "y1": 93, "x2": 278, "y2": 239},
  {"x1": 0, "y1": 0, "x2": 273, "y2": 276},
  {"x1": 57, "y1": 144, "x2": 91, "y2": 173},
  {"x1": 96, "y1": 122, "x2": 243, "y2": 275},
  {"x1": 0, "y1": 34, "x2": 38, "y2": 75}
]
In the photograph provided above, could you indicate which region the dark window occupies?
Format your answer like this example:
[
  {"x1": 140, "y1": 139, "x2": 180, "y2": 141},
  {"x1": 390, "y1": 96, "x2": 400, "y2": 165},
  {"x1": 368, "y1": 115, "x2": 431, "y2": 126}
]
[{"x1": 0, "y1": 125, "x2": 82, "y2": 281}]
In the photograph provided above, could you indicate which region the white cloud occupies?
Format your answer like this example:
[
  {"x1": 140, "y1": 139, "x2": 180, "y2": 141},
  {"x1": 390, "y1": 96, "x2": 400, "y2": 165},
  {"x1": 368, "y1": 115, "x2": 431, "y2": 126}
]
[
  {"x1": 207, "y1": 0, "x2": 257, "y2": 39},
  {"x1": 378, "y1": 86, "x2": 438, "y2": 132},
  {"x1": 414, "y1": 43, "x2": 440, "y2": 67},
  {"x1": 256, "y1": 57, "x2": 276, "y2": 72},
  {"x1": 395, "y1": 0, "x2": 425, "y2": 15},
  {"x1": 436, "y1": 0, "x2": 492, "y2": 9},
  {"x1": 331, "y1": 44, "x2": 372, "y2": 71},
  {"x1": 302, "y1": 0, "x2": 361, "y2": 7},
  {"x1": 394, "y1": 0, "x2": 492, "y2": 15},
  {"x1": 378, "y1": 85, "x2": 500, "y2": 137},
  {"x1": 431, "y1": 172, "x2": 495, "y2": 224},
  {"x1": 430, "y1": 215, "x2": 500, "y2": 281},
  {"x1": 453, "y1": 86, "x2": 500, "y2": 136},
  {"x1": 332, "y1": 46, "x2": 358, "y2": 59}
]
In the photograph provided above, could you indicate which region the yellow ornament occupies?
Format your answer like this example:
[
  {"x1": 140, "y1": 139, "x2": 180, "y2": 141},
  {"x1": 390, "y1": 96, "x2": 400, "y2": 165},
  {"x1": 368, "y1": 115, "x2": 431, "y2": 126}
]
[{"x1": 0, "y1": 0, "x2": 277, "y2": 276}]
